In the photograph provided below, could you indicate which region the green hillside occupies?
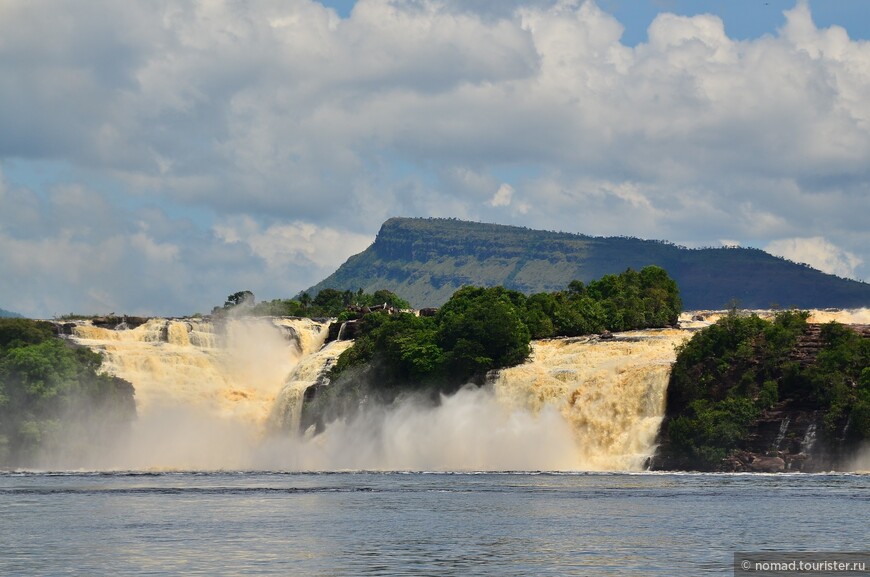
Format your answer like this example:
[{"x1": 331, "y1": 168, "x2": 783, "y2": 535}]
[{"x1": 306, "y1": 217, "x2": 870, "y2": 310}]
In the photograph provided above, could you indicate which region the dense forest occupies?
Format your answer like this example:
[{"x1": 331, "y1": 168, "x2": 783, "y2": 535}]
[
  {"x1": 306, "y1": 217, "x2": 870, "y2": 310},
  {"x1": 655, "y1": 311, "x2": 870, "y2": 471},
  {"x1": 298, "y1": 266, "x2": 682, "y2": 432},
  {"x1": 0, "y1": 319, "x2": 135, "y2": 467}
]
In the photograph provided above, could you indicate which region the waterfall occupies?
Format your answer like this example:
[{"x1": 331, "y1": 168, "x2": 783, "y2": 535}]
[
  {"x1": 841, "y1": 414, "x2": 852, "y2": 441},
  {"x1": 52, "y1": 309, "x2": 868, "y2": 471},
  {"x1": 774, "y1": 417, "x2": 791, "y2": 451},
  {"x1": 270, "y1": 340, "x2": 355, "y2": 434},
  {"x1": 489, "y1": 329, "x2": 692, "y2": 471},
  {"x1": 801, "y1": 423, "x2": 818, "y2": 454},
  {"x1": 62, "y1": 316, "x2": 695, "y2": 471},
  {"x1": 68, "y1": 317, "x2": 330, "y2": 426}
]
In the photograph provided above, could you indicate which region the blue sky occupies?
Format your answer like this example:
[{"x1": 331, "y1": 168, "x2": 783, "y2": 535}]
[
  {"x1": 323, "y1": 0, "x2": 870, "y2": 43},
  {"x1": 1, "y1": 0, "x2": 868, "y2": 317}
]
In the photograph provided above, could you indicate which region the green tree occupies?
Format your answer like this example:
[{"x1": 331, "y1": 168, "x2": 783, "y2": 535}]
[
  {"x1": 312, "y1": 289, "x2": 346, "y2": 315},
  {"x1": 523, "y1": 292, "x2": 557, "y2": 339},
  {"x1": 299, "y1": 292, "x2": 312, "y2": 308},
  {"x1": 668, "y1": 397, "x2": 760, "y2": 468},
  {"x1": 435, "y1": 286, "x2": 531, "y2": 377},
  {"x1": 639, "y1": 265, "x2": 681, "y2": 324},
  {"x1": 225, "y1": 290, "x2": 255, "y2": 308},
  {"x1": 369, "y1": 289, "x2": 411, "y2": 310},
  {"x1": 662, "y1": 309, "x2": 868, "y2": 470},
  {"x1": 0, "y1": 319, "x2": 56, "y2": 349},
  {"x1": 0, "y1": 319, "x2": 135, "y2": 466}
]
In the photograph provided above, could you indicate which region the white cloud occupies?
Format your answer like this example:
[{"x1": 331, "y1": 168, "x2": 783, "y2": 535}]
[
  {"x1": 0, "y1": 174, "x2": 266, "y2": 317},
  {"x1": 765, "y1": 237, "x2": 863, "y2": 280},
  {"x1": 130, "y1": 230, "x2": 180, "y2": 264},
  {"x1": 213, "y1": 217, "x2": 373, "y2": 272},
  {"x1": 1, "y1": 0, "x2": 869, "y2": 315},
  {"x1": 490, "y1": 183, "x2": 514, "y2": 207}
]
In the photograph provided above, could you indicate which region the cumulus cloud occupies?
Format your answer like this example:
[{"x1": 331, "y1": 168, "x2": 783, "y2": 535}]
[
  {"x1": 765, "y1": 237, "x2": 864, "y2": 280},
  {"x1": 213, "y1": 217, "x2": 373, "y2": 272},
  {"x1": 490, "y1": 183, "x2": 514, "y2": 207},
  {"x1": 0, "y1": 0, "x2": 869, "y2": 315},
  {"x1": 0, "y1": 170, "x2": 361, "y2": 317}
]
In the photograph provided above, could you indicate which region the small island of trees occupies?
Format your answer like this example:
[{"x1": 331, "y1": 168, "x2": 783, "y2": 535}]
[
  {"x1": 330, "y1": 265, "x2": 681, "y2": 389},
  {"x1": 297, "y1": 266, "x2": 682, "y2": 430}
]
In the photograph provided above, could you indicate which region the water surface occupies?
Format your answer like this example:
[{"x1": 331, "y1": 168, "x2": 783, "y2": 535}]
[{"x1": 1, "y1": 471, "x2": 867, "y2": 576}]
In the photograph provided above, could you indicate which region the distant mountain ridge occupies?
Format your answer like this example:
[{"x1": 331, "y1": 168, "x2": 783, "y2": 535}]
[
  {"x1": 307, "y1": 217, "x2": 870, "y2": 310},
  {"x1": 0, "y1": 308, "x2": 22, "y2": 318}
]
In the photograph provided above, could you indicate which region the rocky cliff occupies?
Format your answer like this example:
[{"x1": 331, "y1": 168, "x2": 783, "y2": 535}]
[{"x1": 651, "y1": 318, "x2": 870, "y2": 472}]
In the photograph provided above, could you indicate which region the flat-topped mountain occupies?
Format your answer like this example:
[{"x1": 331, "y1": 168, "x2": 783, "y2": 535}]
[{"x1": 307, "y1": 217, "x2": 870, "y2": 310}]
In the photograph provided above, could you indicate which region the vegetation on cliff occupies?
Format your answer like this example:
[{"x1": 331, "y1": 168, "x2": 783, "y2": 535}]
[
  {"x1": 0, "y1": 319, "x2": 136, "y2": 467},
  {"x1": 659, "y1": 311, "x2": 870, "y2": 470},
  {"x1": 305, "y1": 217, "x2": 870, "y2": 310}
]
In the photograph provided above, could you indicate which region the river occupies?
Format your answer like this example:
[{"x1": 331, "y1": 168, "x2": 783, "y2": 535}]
[{"x1": 1, "y1": 470, "x2": 868, "y2": 576}]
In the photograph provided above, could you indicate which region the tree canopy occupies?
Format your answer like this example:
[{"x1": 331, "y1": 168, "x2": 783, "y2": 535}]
[
  {"x1": 0, "y1": 319, "x2": 135, "y2": 467},
  {"x1": 328, "y1": 266, "x2": 681, "y2": 394},
  {"x1": 663, "y1": 310, "x2": 870, "y2": 470}
]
